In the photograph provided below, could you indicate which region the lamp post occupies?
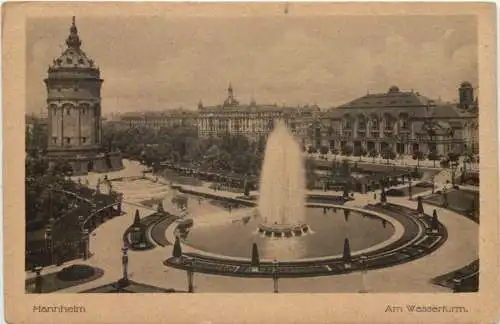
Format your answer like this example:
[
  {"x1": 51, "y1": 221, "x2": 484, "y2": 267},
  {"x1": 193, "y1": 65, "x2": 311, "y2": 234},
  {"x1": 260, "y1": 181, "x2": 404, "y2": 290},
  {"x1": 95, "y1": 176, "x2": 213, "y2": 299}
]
[
  {"x1": 272, "y1": 259, "x2": 279, "y2": 293},
  {"x1": 121, "y1": 244, "x2": 129, "y2": 282},
  {"x1": 34, "y1": 266, "x2": 43, "y2": 293},
  {"x1": 81, "y1": 228, "x2": 90, "y2": 260},
  {"x1": 187, "y1": 259, "x2": 195, "y2": 293},
  {"x1": 408, "y1": 168, "x2": 413, "y2": 200},
  {"x1": 428, "y1": 129, "x2": 437, "y2": 168},
  {"x1": 359, "y1": 255, "x2": 368, "y2": 293}
]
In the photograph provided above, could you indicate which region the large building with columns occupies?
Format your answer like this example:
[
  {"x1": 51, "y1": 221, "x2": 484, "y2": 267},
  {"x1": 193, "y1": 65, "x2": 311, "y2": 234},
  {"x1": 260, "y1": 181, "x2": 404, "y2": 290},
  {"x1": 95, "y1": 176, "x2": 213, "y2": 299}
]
[
  {"x1": 197, "y1": 84, "x2": 320, "y2": 143},
  {"x1": 44, "y1": 17, "x2": 123, "y2": 175},
  {"x1": 314, "y1": 83, "x2": 478, "y2": 157},
  {"x1": 119, "y1": 109, "x2": 198, "y2": 130}
]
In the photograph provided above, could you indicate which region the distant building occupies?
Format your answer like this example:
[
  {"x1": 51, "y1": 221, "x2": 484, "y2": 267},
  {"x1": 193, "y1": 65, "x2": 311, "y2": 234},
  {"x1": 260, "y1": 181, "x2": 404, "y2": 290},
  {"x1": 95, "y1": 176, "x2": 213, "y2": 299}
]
[
  {"x1": 197, "y1": 84, "x2": 320, "y2": 143},
  {"x1": 119, "y1": 109, "x2": 198, "y2": 130},
  {"x1": 316, "y1": 83, "x2": 478, "y2": 156},
  {"x1": 44, "y1": 17, "x2": 123, "y2": 174},
  {"x1": 25, "y1": 113, "x2": 48, "y2": 135}
]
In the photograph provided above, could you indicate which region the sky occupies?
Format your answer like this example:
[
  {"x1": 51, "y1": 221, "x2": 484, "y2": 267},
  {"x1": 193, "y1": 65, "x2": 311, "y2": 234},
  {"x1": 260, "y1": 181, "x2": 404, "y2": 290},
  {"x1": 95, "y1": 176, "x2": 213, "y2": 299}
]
[{"x1": 26, "y1": 15, "x2": 478, "y2": 115}]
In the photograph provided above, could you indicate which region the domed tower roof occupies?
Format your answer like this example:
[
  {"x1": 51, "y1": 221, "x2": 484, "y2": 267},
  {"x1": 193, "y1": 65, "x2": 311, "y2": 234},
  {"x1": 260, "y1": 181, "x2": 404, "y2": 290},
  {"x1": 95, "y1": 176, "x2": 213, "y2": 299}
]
[
  {"x1": 48, "y1": 17, "x2": 98, "y2": 72},
  {"x1": 460, "y1": 81, "x2": 473, "y2": 88},
  {"x1": 388, "y1": 85, "x2": 400, "y2": 93}
]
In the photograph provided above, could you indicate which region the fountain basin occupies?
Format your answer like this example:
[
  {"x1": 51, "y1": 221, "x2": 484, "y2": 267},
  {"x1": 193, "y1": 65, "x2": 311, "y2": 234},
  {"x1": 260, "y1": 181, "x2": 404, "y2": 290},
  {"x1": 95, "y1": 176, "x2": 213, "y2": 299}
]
[{"x1": 257, "y1": 223, "x2": 311, "y2": 238}]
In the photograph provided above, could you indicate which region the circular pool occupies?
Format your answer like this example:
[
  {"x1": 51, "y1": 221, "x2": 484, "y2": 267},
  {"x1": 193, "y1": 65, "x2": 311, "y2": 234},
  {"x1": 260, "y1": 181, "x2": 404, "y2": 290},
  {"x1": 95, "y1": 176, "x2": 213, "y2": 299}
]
[{"x1": 180, "y1": 206, "x2": 395, "y2": 261}]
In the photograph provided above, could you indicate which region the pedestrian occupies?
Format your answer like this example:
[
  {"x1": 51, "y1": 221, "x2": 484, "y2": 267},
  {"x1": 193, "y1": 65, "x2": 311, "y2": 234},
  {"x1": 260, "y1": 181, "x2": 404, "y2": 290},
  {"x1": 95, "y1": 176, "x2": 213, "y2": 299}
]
[{"x1": 373, "y1": 192, "x2": 377, "y2": 200}]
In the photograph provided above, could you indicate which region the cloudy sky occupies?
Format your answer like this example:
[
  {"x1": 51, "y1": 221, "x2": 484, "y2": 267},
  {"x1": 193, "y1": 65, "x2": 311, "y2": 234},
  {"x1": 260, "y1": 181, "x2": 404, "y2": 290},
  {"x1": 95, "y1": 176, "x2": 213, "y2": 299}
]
[{"x1": 26, "y1": 14, "x2": 477, "y2": 115}]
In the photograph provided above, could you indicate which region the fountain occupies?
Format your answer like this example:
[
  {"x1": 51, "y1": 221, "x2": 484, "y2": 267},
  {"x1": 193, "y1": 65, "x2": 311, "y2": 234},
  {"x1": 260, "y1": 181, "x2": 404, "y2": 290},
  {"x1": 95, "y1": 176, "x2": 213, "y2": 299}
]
[{"x1": 257, "y1": 120, "x2": 310, "y2": 238}]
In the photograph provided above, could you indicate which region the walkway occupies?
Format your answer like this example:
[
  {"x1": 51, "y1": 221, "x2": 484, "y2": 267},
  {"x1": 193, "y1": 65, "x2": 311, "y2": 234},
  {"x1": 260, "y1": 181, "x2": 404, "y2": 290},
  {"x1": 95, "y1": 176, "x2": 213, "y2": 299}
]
[{"x1": 39, "y1": 160, "x2": 477, "y2": 293}]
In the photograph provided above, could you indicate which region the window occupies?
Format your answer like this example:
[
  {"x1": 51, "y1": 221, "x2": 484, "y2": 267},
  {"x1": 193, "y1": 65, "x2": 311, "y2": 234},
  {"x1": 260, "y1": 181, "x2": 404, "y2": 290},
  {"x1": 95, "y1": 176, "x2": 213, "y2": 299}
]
[
  {"x1": 66, "y1": 57, "x2": 73, "y2": 64},
  {"x1": 399, "y1": 114, "x2": 409, "y2": 129},
  {"x1": 65, "y1": 137, "x2": 71, "y2": 144},
  {"x1": 81, "y1": 137, "x2": 86, "y2": 143},
  {"x1": 66, "y1": 109, "x2": 71, "y2": 115},
  {"x1": 52, "y1": 137, "x2": 57, "y2": 144},
  {"x1": 343, "y1": 117, "x2": 352, "y2": 129},
  {"x1": 78, "y1": 58, "x2": 84, "y2": 64},
  {"x1": 358, "y1": 116, "x2": 367, "y2": 129}
]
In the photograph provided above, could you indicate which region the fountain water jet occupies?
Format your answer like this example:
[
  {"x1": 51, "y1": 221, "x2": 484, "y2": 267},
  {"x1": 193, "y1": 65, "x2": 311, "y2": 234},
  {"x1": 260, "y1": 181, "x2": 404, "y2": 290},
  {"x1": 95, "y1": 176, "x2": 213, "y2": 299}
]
[{"x1": 257, "y1": 120, "x2": 310, "y2": 238}]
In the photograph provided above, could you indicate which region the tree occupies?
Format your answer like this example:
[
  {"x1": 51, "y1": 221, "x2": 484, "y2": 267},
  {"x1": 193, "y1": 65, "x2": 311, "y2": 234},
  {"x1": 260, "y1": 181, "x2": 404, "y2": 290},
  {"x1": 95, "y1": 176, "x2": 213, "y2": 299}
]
[
  {"x1": 343, "y1": 183, "x2": 350, "y2": 199},
  {"x1": 431, "y1": 209, "x2": 439, "y2": 232},
  {"x1": 468, "y1": 195, "x2": 479, "y2": 219},
  {"x1": 380, "y1": 191, "x2": 387, "y2": 204},
  {"x1": 244, "y1": 180, "x2": 251, "y2": 197},
  {"x1": 157, "y1": 200, "x2": 164, "y2": 213},
  {"x1": 319, "y1": 145, "x2": 329, "y2": 157},
  {"x1": 330, "y1": 148, "x2": 339, "y2": 160},
  {"x1": 412, "y1": 151, "x2": 424, "y2": 168},
  {"x1": 133, "y1": 209, "x2": 141, "y2": 226},
  {"x1": 172, "y1": 236, "x2": 182, "y2": 258},
  {"x1": 428, "y1": 150, "x2": 439, "y2": 168},
  {"x1": 381, "y1": 149, "x2": 397, "y2": 164},
  {"x1": 251, "y1": 243, "x2": 260, "y2": 269},
  {"x1": 341, "y1": 159, "x2": 350, "y2": 176},
  {"x1": 304, "y1": 158, "x2": 318, "y2": 190},
  {"x1": 342, "y1": 238, "x2": 351, "y2": 264},
  {"x1": 359, "y1": 147, "x2": 368, "y2": 161},
  {"x1": 343, "y1": 209, "x2": 350, "y2": 222},
  {"x1": 342, "y1": 145, "x2": 353, "y2": 156},
  {"x1": 417, "y1": 196, "x2": 424, "y2": 215}
]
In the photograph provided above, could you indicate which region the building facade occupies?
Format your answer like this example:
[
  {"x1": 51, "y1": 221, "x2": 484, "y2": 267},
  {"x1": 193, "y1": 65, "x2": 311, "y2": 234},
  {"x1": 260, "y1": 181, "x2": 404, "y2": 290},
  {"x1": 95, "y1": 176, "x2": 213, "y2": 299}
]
[
  {"x1": 44, "y1": 17, "x2": 123, "y2": 175},
  {"x1": 315, "y1": 83, "x2": 478, "y2": 157},
  {"x1": 119, "y1": 109, "x2": 198, "y2": 130},
  {"x1": 197, "y1": 84, "x2": 320, "y2": 143}
]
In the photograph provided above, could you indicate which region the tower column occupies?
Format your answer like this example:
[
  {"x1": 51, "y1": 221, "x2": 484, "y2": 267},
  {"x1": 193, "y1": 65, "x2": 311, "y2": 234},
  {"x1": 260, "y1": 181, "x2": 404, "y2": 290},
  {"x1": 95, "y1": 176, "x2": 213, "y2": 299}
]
[
  {"x1": 78, "y1": 105, "x2": 82, "y2": 145},
  {"x1": 60, "y1": 107, "x2": 64, "y2": 147}
]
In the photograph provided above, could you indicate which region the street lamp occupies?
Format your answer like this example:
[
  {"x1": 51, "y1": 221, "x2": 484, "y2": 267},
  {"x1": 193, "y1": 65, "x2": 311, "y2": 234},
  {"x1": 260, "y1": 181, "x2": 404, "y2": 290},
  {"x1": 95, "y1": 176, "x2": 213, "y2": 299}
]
[
  {"x1": 121, "y1": 244, "x2": 129, "y2": 282},
  {"x1": 428, "y1": 129, "x2": 437, "y2": 168},
  {"x1": 272, "y1": 259, "x2": 279, "y2": 293},
  {"x1": 359, "y1": 255, "x2": 368, "y2": 293},
  {"x1": 187, "y1": 258, "x2": 195, "y2": 293}
]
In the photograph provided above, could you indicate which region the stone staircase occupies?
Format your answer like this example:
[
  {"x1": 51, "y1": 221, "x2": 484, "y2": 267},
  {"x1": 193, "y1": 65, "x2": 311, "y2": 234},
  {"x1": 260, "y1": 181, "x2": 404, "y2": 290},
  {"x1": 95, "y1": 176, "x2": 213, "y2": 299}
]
[{"x1": 432, "y1": 158, "x2": 464, "y2": 186}]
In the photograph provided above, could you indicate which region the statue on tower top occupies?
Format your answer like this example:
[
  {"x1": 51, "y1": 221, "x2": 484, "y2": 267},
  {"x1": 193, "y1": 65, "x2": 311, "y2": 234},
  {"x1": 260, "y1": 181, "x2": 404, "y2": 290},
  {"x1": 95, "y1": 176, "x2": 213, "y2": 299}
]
[{"x1": 66, "y1": 16, "x2": 82, "y2": 49}]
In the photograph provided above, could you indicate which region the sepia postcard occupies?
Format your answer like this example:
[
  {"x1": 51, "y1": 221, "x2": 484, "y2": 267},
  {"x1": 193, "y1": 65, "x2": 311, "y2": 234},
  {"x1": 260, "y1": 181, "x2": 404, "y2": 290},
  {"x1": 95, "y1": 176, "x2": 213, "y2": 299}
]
[{"x1": 3, "y1": 2, "x2": 499, "y2": 323}]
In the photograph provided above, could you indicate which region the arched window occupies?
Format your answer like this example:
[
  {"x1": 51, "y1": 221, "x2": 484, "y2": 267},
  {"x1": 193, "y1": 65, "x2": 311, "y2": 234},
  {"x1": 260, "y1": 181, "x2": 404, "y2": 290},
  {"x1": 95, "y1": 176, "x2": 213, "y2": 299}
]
[
  {"x1": 370, "y1": 114, "x2": 379, "y2": 130},
  {"x1": 357, "y1": 114, "x2": 367, "y2": 130},
  {"x1": 343, "y1": 114, "x2": 353, "y2": 129},
  {"x1": 399, "y1": 113, "x2": 409, "y2": 129},
  {"x1": 384, "y1": 113, "x2": 395, "y2": 130}
]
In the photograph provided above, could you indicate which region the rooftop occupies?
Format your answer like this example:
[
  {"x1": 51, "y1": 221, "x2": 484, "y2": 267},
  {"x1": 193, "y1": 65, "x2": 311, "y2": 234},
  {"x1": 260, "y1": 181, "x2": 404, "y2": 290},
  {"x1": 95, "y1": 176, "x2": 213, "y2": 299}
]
[
  {"x1": 324, "y1": 86, "x2": 478, "y2": 120},
  {"x1": 119, "y1": 109, "x2": 199, "y2": 120},
  {"x1": 48, "y1": 17, "x2": 98, "y2": 72}
]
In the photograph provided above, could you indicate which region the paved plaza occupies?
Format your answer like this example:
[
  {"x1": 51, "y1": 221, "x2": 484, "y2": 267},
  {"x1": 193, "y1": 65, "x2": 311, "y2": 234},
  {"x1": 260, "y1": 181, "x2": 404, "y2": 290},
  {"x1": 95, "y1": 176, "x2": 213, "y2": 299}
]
[{"x1": 26, "y1": 159, "x2": 478, "y2": 293}]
